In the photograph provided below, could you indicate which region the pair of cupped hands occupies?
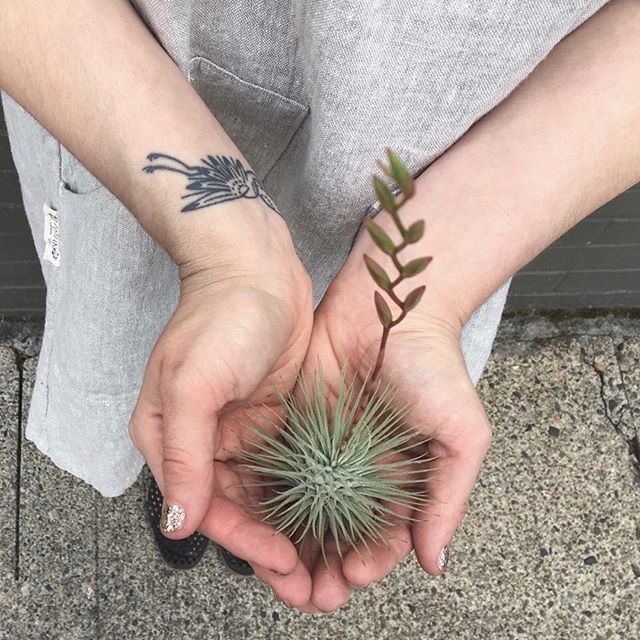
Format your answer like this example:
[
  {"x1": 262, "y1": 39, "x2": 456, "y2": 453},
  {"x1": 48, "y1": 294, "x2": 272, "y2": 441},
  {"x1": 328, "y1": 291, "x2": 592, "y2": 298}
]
[{"x1": 128, "y1": 186, "x2": 492, "y2": 614}]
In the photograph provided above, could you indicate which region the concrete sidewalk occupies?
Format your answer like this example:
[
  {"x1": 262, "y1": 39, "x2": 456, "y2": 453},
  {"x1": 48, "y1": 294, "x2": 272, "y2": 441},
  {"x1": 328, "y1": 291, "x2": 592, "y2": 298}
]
[{"x1": 0, "y1": 316, "x2": 638, "y2": 639}]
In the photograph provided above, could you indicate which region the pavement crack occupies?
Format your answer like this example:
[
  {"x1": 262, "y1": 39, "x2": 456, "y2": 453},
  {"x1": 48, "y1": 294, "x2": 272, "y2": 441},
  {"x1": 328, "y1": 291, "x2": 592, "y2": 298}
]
[
  {"x1": 589, "y1": 359, "x2": 623, "y2": 428},
  {"x1": 583, "y1": 339, "x2": 640, "y2": 480},
  {"x1": 612, "y1": 341, "x2": 640, "y2": 479},
  {"x1": 615, "y1": 348, "x2": 640, "y2": 481}
]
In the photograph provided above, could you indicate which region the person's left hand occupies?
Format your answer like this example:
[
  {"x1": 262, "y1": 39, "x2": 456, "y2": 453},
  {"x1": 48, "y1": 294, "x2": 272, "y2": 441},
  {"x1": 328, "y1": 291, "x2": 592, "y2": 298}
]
[{"x1": 289, "y1": 207, "x2": 494, "y2": 613}]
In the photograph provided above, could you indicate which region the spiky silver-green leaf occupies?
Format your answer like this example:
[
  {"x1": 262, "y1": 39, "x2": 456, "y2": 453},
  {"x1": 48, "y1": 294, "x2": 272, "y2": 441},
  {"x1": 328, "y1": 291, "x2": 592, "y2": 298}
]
[{"x1": 240, "y1": 367, "x2": 430, "y2": 561}]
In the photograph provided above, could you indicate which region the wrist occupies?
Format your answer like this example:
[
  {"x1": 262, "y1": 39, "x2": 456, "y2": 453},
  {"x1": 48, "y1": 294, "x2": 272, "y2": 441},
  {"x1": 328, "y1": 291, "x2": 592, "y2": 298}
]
[
  {"x1": 122, "y1": 145, "x2": 297, "y2": 284},
  {"x1": 172, "y1": 201, "x2": 311, "y2": 308},
  {"x1": 162, "y1": 199, "x2": 292, "y2": 277},
  {"x1": 363, "y1": 162, "x2": 523, "y2": 329}
]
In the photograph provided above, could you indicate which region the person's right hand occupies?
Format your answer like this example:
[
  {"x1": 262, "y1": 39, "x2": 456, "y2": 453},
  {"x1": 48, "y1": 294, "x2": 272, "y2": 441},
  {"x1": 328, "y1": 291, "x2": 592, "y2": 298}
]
[
  {"x1": 128, "y1": 202, "x2": 315, "y2": 604},
  {"x1": 290, "y1": 224, "x2": 493, "y2": 613}
]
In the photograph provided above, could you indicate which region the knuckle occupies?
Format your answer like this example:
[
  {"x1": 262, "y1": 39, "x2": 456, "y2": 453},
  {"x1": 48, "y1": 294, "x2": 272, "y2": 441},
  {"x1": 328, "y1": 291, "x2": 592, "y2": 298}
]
[
  {"x1": 162, "y1": 444, "x2": 212, "y2": 486},
  {"x1": 127, "y1": 417, "x2": 138, "y2": 440},
  {"x1": 161, "y1": 356, "x2": 189, "y2": 381},
  {"x1": 162, "y1": 447, "x2": 195, "y2": 482},
  {"x1": 475, "y1": 423, "x2": 493, "y2": 451},
  {"x1": 451, "y1": 500, "x2": 469, "y2": 524},
  {"x1": 161, "y1": 358, "x2": 220, "y2": 403},
  {"x1": 128, "y1": 417, "x2": 143, "y2": 449},
  {"x1": 162, "y1": 361, "x2": 196, "y2": 395},
  {"x1": 453, "y1": 422, "x2": 492, "y2": 454}
]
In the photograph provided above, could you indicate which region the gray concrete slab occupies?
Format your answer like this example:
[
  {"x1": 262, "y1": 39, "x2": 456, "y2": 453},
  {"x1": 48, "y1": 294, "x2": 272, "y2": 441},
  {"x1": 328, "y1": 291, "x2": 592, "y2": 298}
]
[
  {"x1": 615, "y1": 336, "x2": 640, "y2": 444},
  {"x1": 14, "y1": 357, "x2": 97, "y2": 640},
  {"x1": 469, "y1": 336, "x2": 639, "y2": 639},
  {"x1": 2, "y1": 324, "x2": 639, "y2": 638},
  {"x1": 0, "y1": 348, "x2": 19, "y2": 636}
]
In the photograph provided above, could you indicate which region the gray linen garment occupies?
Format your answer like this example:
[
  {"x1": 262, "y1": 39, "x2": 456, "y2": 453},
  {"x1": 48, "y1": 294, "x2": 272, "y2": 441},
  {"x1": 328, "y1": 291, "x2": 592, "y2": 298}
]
[{"x1": 2, "y1": 0, "x2": 608, "y2": 496}]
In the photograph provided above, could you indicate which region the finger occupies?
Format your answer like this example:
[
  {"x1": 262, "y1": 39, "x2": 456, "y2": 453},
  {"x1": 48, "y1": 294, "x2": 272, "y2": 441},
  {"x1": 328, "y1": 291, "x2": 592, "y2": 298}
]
[
  {"x1": 412, "y1": 396, "x2": 492, "y2": 575},
  {"x1": 343, "y1": 522, "x2": 413, "y2": 588},
  {"x1": 199, "y1": 492, "x2": 298, "y2": 576},
  {"x1": 310, "y1": 537, "x2": 353, "y2": 613},
  {"x1": 292, "y1": 530, "x2": 334, "y2": 610},
  {"x1": 158, "y1": 365, "x2": 220, "y2": 539},
  {"x1": 253, "y1": 558, "x2": 313, "y2": 608},
  {"x1": 128, "y1": 358, "x2": 166, "y2": 490},
  {"x1": 292, "y1": 532, "x2": 324, "y2": 614},
  {"x1": 342, "y1": 457, "x2": 415, "y2": 587},
  {"x1": 298, "y1": 531, "x2": 321, "y2": 574}
]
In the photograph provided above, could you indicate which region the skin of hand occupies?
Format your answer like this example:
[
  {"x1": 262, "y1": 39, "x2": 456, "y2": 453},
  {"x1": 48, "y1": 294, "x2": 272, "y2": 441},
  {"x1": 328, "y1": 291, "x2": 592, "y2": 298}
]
[
  {"x1": 293, "y1": 196, "x2": 489, "y2": 614},
  {"x1": 128, "y1": 208, "x2": 317, "y2": 600},
  {"x1": 291, "y1": 0, "x2": 640, "y2": 613}
]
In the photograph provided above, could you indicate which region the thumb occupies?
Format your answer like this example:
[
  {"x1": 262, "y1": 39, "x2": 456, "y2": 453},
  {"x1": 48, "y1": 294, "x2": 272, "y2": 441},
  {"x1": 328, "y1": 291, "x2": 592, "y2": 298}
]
[
  {"x1": 412, "y1": 385, "x2": 492, "y2": 575},
  {"x1": 158, "y1": 371, "x2": 220, "y2": 539}
]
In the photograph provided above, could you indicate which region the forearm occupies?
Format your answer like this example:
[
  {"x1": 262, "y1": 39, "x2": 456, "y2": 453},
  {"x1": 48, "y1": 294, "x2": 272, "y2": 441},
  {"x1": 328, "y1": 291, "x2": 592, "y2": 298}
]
[
  {"x1": 0, "y1": 0, "x2": 289, "y2": 279},
  {"x1": 397, "y1": 0, "x2": 640, "y2": 325}
]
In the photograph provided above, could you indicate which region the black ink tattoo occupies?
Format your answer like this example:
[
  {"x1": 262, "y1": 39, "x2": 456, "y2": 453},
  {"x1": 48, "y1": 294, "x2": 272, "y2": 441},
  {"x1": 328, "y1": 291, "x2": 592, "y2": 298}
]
[{"x1": 143, "y1": 153, "x2": 278, "y2": 213}]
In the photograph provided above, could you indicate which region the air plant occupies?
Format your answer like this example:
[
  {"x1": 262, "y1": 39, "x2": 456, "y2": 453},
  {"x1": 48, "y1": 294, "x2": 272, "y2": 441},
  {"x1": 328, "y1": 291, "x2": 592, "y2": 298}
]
[{"x1": 241, "y1": 150, "x2": 433, "y2": 561}]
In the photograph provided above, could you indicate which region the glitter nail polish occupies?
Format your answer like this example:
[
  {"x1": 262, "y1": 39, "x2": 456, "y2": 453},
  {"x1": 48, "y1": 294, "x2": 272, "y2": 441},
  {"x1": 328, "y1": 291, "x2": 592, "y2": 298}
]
[
  {"x1": 160, "y1": 501, "x2": 185, "y2": 534},
  {"x1": 438, "y1": 546, "x2": 449, "y2": 574}
]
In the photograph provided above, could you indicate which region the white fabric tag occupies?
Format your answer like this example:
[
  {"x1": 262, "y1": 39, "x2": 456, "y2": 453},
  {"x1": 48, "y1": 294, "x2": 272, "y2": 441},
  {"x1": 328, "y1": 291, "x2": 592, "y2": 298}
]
[{"x1": 43, "y1": 203, "x2": 60, "y2": 267}]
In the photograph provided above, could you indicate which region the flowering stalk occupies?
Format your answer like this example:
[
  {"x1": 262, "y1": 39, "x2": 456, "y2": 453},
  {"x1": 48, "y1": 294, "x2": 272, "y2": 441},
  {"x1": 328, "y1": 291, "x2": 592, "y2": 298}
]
[{"x1": 363, "y1": 149, "x2": 432, "y2": 387}]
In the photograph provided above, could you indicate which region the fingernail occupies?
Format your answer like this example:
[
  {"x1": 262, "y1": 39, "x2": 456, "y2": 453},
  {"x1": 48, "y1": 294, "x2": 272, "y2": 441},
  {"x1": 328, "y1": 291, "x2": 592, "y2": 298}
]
[
  {"x1": 160, "y1": 501, "x2": 185, "y2": 534},
  {"x1": 438, "y1": 545, "x2": 449, "y2": 574}
]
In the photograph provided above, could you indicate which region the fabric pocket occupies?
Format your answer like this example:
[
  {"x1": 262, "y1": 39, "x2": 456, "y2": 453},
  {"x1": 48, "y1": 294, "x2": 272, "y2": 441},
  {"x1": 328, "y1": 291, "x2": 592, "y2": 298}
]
[
  {"x1": 59, "y1": 146, "x2": 104, "y2": 196},
  {"x1": 188, "y1": 56, "x2": 309, "y2": 179},
  {"x1": 45, "y1": 181, "x2": 112, "y2": 358},
  {"x1": 52, "y1": 178, "x2": 177, "y2": 394}
]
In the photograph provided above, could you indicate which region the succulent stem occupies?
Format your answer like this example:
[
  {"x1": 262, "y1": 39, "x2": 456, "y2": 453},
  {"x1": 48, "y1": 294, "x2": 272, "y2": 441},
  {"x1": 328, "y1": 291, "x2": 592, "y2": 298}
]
[
  {"x1": 370, "y1": 325, "x2": 391, "y2": 385},
  {"x1": 363, "y1": 149, "x2": 432, "y2": 393}
]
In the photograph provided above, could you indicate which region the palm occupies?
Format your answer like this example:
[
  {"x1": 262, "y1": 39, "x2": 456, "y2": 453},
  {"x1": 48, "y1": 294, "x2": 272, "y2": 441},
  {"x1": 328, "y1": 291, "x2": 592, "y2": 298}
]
[
  {"x1": 195, "y1": 288, "x2": 314, "y2": 560},
  {"x1": 296, "y1": 242, "x2": 492, "y2": 613},
  {"x1": 132, "y1": 281, "x2": 316, "y2": 600},
  {"x1": 211, "y1": 306, "x2": 312, "y2": 459},
  {"x1": 195, "y1": 288, "x2": 317, "y2": 601}
]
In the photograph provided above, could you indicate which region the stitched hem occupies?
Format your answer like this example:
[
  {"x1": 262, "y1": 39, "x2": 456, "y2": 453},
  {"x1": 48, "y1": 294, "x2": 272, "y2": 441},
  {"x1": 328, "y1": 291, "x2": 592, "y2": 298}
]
[{"x1": 24, "y1": 423, "x2": 145, "y2": 498}]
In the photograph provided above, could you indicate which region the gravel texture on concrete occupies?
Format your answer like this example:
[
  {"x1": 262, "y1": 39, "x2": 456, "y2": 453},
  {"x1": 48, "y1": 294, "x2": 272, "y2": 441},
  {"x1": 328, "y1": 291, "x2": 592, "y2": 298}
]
[
  {"x1": 0, "y1": 348, "x2": 19, "y2": 637},
  {"x1": 0, "y1": 318, "x2": 638, "y2": 639},
  {"x1": 14, "y1": 357, "x2": 98, "y2": 639}
]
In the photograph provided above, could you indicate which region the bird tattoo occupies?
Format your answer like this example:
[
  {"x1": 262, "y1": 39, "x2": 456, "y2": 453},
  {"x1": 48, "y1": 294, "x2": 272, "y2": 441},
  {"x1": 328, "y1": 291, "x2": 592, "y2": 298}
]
[{"x1": 143, "y1": 152, "x2": 278, "y2": 213}]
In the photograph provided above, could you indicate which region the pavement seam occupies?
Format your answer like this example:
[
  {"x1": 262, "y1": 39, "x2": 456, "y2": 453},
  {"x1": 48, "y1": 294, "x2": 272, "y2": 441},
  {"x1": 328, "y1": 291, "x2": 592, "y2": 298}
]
[
  {"x1": 10, "y1": 347, "x2": 26, "y2": 583},
  {"x1": 94, "y1": 494, "x2": 101, "y2": 640}
]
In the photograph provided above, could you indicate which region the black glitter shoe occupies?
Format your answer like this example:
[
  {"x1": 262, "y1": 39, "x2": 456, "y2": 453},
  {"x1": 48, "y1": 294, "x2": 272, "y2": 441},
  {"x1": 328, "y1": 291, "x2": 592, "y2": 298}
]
[
  {"x1": 216, "y1": 544, "x2": 255, "y2": 576},
  {"x1": 146, "y1": 475, "x2": 209, "y2": 570}
]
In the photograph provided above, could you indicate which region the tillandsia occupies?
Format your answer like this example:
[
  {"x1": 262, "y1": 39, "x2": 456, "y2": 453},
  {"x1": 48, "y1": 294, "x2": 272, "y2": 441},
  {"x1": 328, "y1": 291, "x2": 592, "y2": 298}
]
[{"x1": 241, "y1": 150, "x2": 434, "y2": 561}]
